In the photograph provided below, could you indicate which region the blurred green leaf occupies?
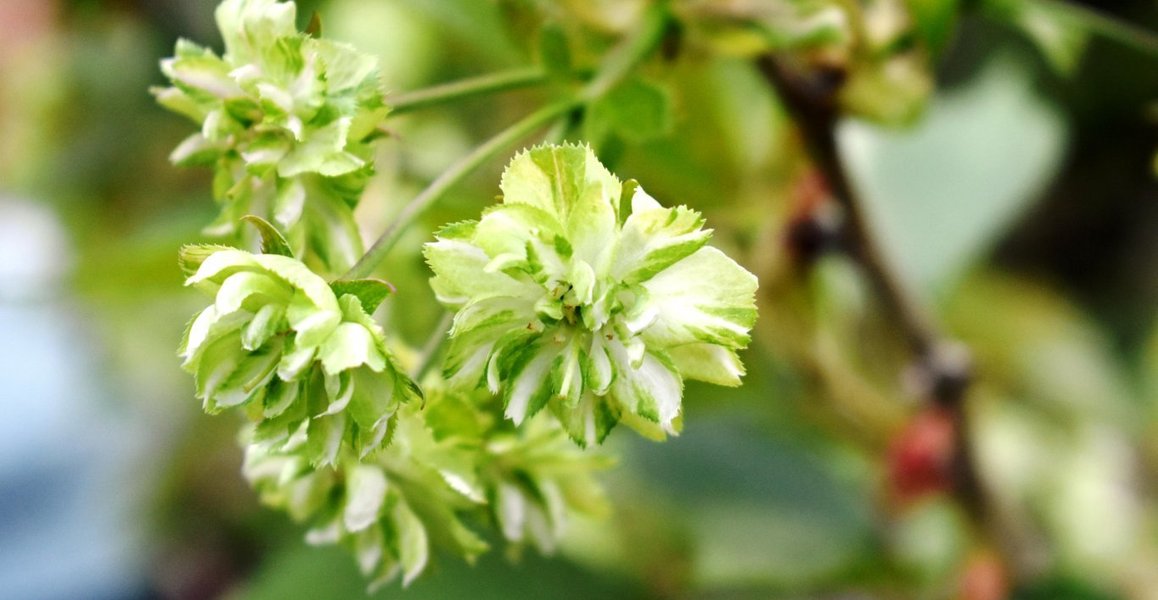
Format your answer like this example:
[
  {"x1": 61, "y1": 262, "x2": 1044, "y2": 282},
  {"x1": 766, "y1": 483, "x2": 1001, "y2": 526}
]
[
  {"x1": 839, "y1": 56, "x2": 1067, "y2": 293},
  {"x1": 985, "y1": 0, "x2": 1090, "y2": 75},
  {"x1": 906, "y1": 0, "x2": 960, "y2": 55},
  {"x1": 238, "y1": 538, "x2": 643, "y2": 600},
  {"x1": 588, "y1": 78, "x2": 674, "y2": 144},
  {"x1": 945, "y1": 273, "x2": 1136, "y2": 423},
  {"x1": 626, "y1": 418, "x2": 874, "y2": 590},
  {"x1": 538, "y1": 22, "x2": 572, "y2": 76},
  {"x1": 890, "y1": 499, "x2": 968, "y2": 584}
]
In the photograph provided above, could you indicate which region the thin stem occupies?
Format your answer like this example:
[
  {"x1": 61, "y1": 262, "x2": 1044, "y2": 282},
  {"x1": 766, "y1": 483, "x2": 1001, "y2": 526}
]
[
  {"x1": 347, "y1": 9, "x2": 671, "y2": 281},
  {"x1": 1028, "y1": 0, "x2": 1158, "y2": 57},
  {"x1": 344, "y1": 99, "x2": 578, "y2": 280},
  {"x1": 581, "y1": 4, "x2": 670, "y2": 101},
  {"x1": 388, "y1": 68, "x2": 549, "y2": 116},
  {"x1": 412, "y1": 310, "x2": 454, "y2": 380}
]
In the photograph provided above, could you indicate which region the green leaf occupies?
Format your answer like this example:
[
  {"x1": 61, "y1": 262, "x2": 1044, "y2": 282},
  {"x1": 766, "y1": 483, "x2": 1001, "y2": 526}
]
[
  {"x1": 839, "y1": 57, "x2": 1066, "y2": 293},
  {"x1": 983, "y1": 0, "x2": 1089, "y2": 75},
  {"x1": 243, "y1": 214, "x2": 296, "y2": 257},
  {"x1": 665, "y1": 343, "x2": 745, "y2": 387},
  {"x1": 330, "y1": 278, "x2": 395, "y2": 314},
  {"x1": 538, "y1": 23, "x2": 572, "y2": 76},
  {"x1": 347, "y1": 366, "x2": 397, "y2": 430},
  {"x1": 312, "y1": 39, "x2": 380, "y2": 93},
  {"x1": 170, "y1": 133, "x2": 223, "y2": 166},
  {"x1": 590, "y1": 78, "x2": 674, "y2": 144},
  {"x1": 906, "y1": 0, "x2": 960, "y2": 55},
  {"x1": 499, "y1": 143, "x2": 619, "y2": 226},
  {"x1": 549, "y1": 391, "x2": 618, "y2": 448},
  {"x1": 216, "y1": 0, "x2": 298, "y2": 64},
  {"x1": 500, "y1": 342, "x2": 556, "y2": 425},
  {"x1": 214, "y1": 271, "x2": 289, "y2": 315}
]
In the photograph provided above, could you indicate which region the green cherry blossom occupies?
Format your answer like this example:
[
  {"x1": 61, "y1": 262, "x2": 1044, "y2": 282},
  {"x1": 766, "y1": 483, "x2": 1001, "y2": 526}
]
[
  {"x1": 178, "y1": 245, "x2": 420, "y2": 465},
  {"x1": 425, "y1": 143, "x2": 758, "y2": 446},
  {"x1": 243, "y1": 379, "x2": 610, "y2": 589},
  {"x1": 154, "y1": 0, "x2": 388, "y2": 272},
  {"x1": 242, "y1": 401, "x2": 489, "y2": 589}
]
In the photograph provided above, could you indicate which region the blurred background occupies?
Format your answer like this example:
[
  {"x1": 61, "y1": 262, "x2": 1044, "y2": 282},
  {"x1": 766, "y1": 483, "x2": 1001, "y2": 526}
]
[{"x1": 0, "y1": 0, "x2": 1156, "y2": 598}]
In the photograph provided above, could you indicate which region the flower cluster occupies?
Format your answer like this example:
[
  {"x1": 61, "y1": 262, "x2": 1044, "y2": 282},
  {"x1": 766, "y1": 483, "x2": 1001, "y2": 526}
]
[
  {"x1": 179, "y1": 245, "x2": 419, "y2": 465},
  {"x1": 154, "y1": 0, "x2": 388, "y2": 272},
  {"x1": 243, "y1": 382, "x2": 609, "y2": 588},
  {"x1": 426, "y1": 143, "x2": 758, "y2": 446}
]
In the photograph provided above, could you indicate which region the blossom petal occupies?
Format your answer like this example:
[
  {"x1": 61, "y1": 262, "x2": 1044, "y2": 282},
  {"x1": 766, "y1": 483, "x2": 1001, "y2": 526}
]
[
  {"x1": 641, "y1": 246, "x2": 758, "y2": 349},
  {"x1": 612, "y1": 187, "x2": 712, "y2": 285}
]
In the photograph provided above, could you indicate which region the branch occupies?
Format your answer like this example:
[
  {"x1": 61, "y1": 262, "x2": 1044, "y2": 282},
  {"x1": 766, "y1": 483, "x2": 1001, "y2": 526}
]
[{"x1": 755, "y1": 55, "x2": 988, "y2": 526}]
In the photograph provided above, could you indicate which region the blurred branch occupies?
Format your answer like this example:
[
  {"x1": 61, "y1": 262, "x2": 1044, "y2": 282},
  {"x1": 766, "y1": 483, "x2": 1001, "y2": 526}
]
[
  {"x1": 755, "y1": 53, "x2": 995, "y2": 563},
  {"x1": 387, "y1": 68, "x2": 549, "y2": 116},
  {"x1": 755, "y1": 58, "x2": 939, "y2": 358}
]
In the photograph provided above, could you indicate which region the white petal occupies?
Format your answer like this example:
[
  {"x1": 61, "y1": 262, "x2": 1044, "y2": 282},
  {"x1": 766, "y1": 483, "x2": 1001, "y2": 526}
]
[{"x1": 344, "y1": 464, "x2": 388, "y2": 532}]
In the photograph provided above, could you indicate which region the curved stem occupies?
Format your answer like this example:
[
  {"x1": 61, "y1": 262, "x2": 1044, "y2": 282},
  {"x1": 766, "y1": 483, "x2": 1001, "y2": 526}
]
[
  {"x1": 347, "y1": 9, "x2": 670, "y2": 281},
  {"x1": 580, "y1": 4, "x2": 670, "y2": 101},
  {"x1": 344, "y1": 99, "x2": 579, "y2": 280},
  {"x1": 1000, "y1": 0, "x2": 1158, "y2": 57},
  {"x1": 388, "y1": 68, "x2": 549, "y2": 116}
]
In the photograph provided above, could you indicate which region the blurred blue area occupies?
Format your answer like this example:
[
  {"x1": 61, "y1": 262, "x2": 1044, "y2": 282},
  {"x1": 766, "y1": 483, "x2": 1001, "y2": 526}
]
[{"x1": 0, "y1": 198, "x2": 150, "y2": 600}]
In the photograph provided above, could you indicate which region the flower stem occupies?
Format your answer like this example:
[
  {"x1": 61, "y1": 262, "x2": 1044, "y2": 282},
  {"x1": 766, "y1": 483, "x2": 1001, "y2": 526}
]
[
  {"x1": 346, "y1": 9, "x2": 671, "y2": 281},
  {"x1": 344, "y1": 99, "x2": 579, "y2": 280},
  {"x1": 1007, "y1": 0, "x2": 1158, "y2": 57},
  {"x1": 580, "y1": 5, "x2": 671, "y2": 101},
  {"x1": 388, "y1": 68, "x2": 550, "y2": 116}
]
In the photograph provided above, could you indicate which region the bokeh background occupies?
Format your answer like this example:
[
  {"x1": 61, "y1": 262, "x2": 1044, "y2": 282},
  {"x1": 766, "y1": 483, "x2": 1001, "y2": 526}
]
[{"x1": 0, "y1": 0, "x2": 1156, "y2": 598}]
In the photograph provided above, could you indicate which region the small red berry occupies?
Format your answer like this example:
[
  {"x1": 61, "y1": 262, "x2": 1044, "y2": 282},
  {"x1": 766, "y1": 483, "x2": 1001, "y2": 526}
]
[{"x1": 888, "y1": 406, "x2": 957, "y2": 504}]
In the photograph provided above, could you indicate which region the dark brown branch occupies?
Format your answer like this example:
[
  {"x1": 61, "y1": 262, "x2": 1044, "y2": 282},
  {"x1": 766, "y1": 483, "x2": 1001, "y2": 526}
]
[{"x1": 755, "y1": 54, "x2": 992, "y2": 537}]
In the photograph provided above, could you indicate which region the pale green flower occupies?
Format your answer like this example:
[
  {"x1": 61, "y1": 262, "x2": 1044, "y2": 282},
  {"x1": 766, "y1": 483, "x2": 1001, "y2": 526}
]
[
  {"x1": 420, "y1": 383, "x2": 612, "y2": 553},
  {"x1": 242, "y1": 379, "x2": 609, "y2": 588},
  {"x1": 480, "y1": 413, "x2": 611, "y2": 552},
  {"x1": 242, "y1": 401, "x2": 489, "y2": 589},
  {"x1": 154, "y1": 0, "x2": 388, "y2": 272},
  {"x1": 425, "y1": 143, "x2": 758, "y2": 446},
  {"x1": 178, "y1": 245, "x2": 419, "y2": 465}
]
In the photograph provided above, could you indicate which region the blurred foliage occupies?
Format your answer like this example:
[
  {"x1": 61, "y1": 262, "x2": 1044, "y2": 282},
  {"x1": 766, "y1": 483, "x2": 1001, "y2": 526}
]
[{"x1": 0, "y1": 0, "x2": 1156, "y2": 598}]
